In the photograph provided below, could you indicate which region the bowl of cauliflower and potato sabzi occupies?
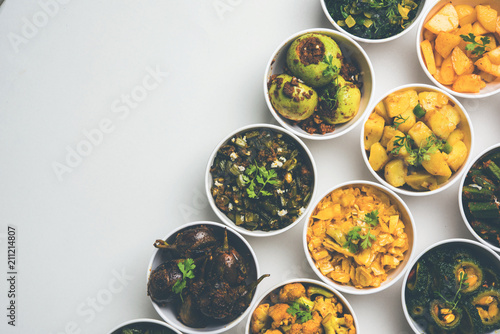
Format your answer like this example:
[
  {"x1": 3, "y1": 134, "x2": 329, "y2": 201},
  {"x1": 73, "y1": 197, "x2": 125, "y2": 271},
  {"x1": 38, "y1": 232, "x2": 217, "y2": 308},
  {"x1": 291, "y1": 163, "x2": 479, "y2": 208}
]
[
  {"x1": 361, "y1": 83, "x2": 474, "y2": 196},
  {"x1": 246, "y1": 279, "x2": 358, "y2": 334}
]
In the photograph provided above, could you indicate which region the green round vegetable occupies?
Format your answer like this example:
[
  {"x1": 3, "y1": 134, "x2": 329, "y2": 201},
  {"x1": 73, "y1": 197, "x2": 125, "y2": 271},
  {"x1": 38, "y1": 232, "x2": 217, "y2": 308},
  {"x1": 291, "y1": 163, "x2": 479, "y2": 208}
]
[
  {"x1": 286, "y1": 33, "x2": 342, "y2": 87},
  {"x1": 469, "y1": 287, "x2": 500, "y2": 331},
  {"x1": 268, "y1": 74, "x2": 318, "y2": 121},
  {"x1": 454, "y1": 257, "x2": 483, "y2": 294},
  {"x1": 318, "y1": 76, "x2": 361, "y2": 124},
  {"x1": 429, "y1": 299, "x2": 462, "y2": 331}
]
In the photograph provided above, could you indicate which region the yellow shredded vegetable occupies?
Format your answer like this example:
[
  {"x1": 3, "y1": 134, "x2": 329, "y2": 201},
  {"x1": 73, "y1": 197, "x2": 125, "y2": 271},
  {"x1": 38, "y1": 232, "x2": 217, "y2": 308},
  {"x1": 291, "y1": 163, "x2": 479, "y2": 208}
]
[{"x1": 307, "y1": 185, "x2": 409, "y2": 289}]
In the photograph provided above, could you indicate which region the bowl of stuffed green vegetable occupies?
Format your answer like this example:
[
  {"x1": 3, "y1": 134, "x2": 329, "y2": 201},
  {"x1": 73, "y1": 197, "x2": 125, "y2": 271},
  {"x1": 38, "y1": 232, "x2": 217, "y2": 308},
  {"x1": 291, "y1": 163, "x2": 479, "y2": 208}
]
[
  {"x1": 206, "y1": 124, "x2": 317, "y2": 237},
  {"x1": 402, "y1": 238, "x2": 500, "y2": 334},
  {"x1": 321, "y1": 0, "x2": 426, "y2": 43},
  {"x1": 459, "y1": 143, "x2": 500, "y2": 253},
  {"x1": 107, "y1": 318, "x2": 182, "y2": 334}
]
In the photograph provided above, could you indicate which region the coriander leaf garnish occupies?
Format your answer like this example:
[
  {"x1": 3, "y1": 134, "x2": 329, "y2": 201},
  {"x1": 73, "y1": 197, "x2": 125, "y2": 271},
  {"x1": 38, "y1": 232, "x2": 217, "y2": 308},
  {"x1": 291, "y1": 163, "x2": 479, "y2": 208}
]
[
  {"x1": 343, "y1": 210, "x2": 379, "y2": 253},
  {"x1": 172, "y1": 258, "x2": 196, "y2": 301},
  {"x1": 244, "y1": 162, "x2": 278, "y2": 199},
  {"x1": 460, "y1": 33, "x2": 490, "y2": 57},
  {"x1": 344, "y1": 226, "x2": 362, "y2": 253},
  {"x1": 286, "y1": 302, "x2": 313, "y2": 324},
  {"x1": 363, "y1": 210, "x2": 379, "y2": 226},
  {"x1": 390, "y1": 134, "x2": 414, "y2": 156},
  {"x1": 360, "y1": 229, "x2": 377, "y2": 250},
  {"x1": 322, "y1": 55, "x2": 340, "y2": 79}
]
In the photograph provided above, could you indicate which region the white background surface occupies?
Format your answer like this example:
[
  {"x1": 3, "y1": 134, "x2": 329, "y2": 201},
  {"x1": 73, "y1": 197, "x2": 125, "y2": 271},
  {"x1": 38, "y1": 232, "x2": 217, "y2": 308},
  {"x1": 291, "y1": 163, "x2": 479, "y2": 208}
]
[{"x1": 0, "y1": 0, "x2": 500, "y2": 333}]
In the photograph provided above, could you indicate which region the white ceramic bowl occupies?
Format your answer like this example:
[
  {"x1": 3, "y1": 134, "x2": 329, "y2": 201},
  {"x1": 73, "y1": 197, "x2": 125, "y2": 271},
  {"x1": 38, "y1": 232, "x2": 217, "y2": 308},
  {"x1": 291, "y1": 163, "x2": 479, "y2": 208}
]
[
  {"x1": 244, "y1": 278, "x2": 359, "y2": 334},
  {"x1": 264, "y1": 28, "x2": 375, "y2": 140},
  {"x1": 303, "y1": 180, "x2": 416, "y2": 295},
  {"x1": 360, "y1": 83, "x2": 474, "y2": 196},
  {"x1": 401, "y1": 238, "x2": 500, "y2": 333},
  {"x1": 107, "y1": 318, "x2": 182, "y2": 334},
  {"x1": 416, "y1": 0, "x2": 500, "y2": 98},
  {"x1": 459, "y1": 143, "x2": 500, "y2": 252},
  {"x1": 320, "y1": 0, "x2": 427, "y2": 44},
  {"x1": 147, "y1": 221, "x2": 262, "y2": 334},
  {"x1": 205, "y1": 123, "x2": 317, "y2": 237}
]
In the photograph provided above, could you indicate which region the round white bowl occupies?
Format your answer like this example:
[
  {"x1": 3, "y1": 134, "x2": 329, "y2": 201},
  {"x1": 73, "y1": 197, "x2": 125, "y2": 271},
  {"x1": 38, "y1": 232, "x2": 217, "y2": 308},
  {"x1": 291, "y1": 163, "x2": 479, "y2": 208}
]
[
  {"x1": 147, "y1": 221, "x2": 262, "y2": 334},
  {"x1": 416, "y1": 0, "x2": 500, "y2": 98},
  {"x1": 244, "y1": 278, "x2": 359, "y2": 334},
  {"x1": 360, "y1": 83, "x2": 474, "y2": 197},
  {"x1": 320, "y1": 0, "x2": 427, "y2": 44},
  {"x1": 264, "y1": 28, "x2": 375, "y2": 140},
  {"x1": 107, "y1": 318, "x2": 182, "y2": 334},
  {"x1": 303, "y1": 180, "x2": 416, "y2": 295},
  {"x1": 459, "y1": 142, "x2": 500, "y2": 252},
  {"x1": 401, "y1": 238, "x2": 500, "y2": 333},
  {"x1": 205, "y1": 123, "x2": 317, "y2": 237}
]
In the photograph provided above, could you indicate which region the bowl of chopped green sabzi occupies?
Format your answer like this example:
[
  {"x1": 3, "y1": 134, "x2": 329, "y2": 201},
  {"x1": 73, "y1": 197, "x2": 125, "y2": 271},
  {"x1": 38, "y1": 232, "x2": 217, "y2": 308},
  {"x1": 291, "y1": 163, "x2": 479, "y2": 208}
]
[
  {"x1": 459, "y1": 143, "x2": 500, "y2": 253},
  {"x1": 205, "y1": 124, "x2": 317, "y2": 237},
  {"x1": 321, "y1": 0, "x2": 426, "y2": 43}
]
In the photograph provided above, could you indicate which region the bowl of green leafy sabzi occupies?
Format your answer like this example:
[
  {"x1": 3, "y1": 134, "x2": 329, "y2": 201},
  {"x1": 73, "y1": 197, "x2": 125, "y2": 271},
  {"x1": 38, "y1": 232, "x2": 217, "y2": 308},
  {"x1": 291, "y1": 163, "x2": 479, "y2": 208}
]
[
  {"x1": 206, "y1": 124, "x2": 317, "y2": 237},
  {"x1": 459, "y1": 143, "x2": 500, "y2": 253},
  {"x1": 107, "y1": 318, "x2": 182, "y2": 334},
  {"x1": 402, "y1": 238, "x2": 500, "y2": 334},
  {"x1": 321, "y1": 0, "x2": 426, "y2": 43}
]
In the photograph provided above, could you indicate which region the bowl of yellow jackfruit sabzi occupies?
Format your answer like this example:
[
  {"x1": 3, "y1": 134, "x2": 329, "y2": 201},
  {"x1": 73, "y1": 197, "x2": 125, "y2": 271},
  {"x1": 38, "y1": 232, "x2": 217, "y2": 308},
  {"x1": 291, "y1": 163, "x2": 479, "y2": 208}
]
[
  {"x1": 417, "y1": 0, "x2": 500, "y2": 98},
  {"x1": 245, "y1": 278, "x2": 359, "y2": 334},
  {"x1": 361, "y1": 83, "x2": 474, "y2": 196}
]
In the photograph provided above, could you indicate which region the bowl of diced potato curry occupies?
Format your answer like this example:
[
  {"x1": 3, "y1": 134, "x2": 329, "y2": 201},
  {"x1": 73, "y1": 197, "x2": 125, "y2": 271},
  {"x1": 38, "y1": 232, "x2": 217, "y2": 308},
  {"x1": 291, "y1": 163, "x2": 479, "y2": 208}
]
[
  {"x1": 417, "y1": 0, "x2": 500, "y2": 98},
  {"x1": 361, "y1": 84, "x2": 474, "y2": 196}
]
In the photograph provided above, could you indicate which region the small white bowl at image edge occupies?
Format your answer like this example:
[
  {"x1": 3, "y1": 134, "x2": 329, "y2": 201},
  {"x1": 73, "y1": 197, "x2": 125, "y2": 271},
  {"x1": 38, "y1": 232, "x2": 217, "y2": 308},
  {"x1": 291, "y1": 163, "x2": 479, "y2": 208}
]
[
  {"x1": 244, "y1": 278, "x2": 360, "y2": 334},
  {"x1": 205, "y1": 123, "x2": 317, "y2": 237},
  {"x1": 416, "y1": 0, "x2": 500, "y2": 99},
  {"x1": 303, "y1": 180, "x2": 417, "y2": 295},
  {"x1": 264, "y1": 28, "x2": 375, "y2": 140},
  {"x1": 459, "y1": 143, "x2": 500, "y2": 253},
  {"x1": 147, "y1": 221, "x2": 261, "y2": 334},
  {"x1": 106, "y1": 318, "x2": 182, "y2": 334},
  {"x1": 401, "y1": 238, "x2": 500, "y2": 334},
  {"x1": 320, "y1": 0, "x2": 427, "y2": 44},
  {"x1": 360, "y1": 83, "x2": 474, "y2": 197}
]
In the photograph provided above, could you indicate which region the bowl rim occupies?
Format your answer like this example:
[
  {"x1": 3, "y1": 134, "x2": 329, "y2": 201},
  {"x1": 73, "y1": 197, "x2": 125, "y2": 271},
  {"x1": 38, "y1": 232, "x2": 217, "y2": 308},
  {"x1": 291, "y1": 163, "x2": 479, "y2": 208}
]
[
  {"x1": 263, "y1": 27, "x2": 376, "y2": 140},
  {"x1": 244, "y1": 277, "x2": 360, "y2": 334},
  {"x1": 146, "y1": 220, "x2": 262, "y2": 334},
  {"x1": 359, "y1": 82, "x2": 475, "y2": 197},
  {"x1": 302, "y1": 179, "x2": 417, "y2": 295},
  {"x1": 205, "y1": 123, "x2": 318, "y2": 237},
  {"x1": 458, "y1": 142, "x2": 500, "y2": 253},
  {"x1": 319, "y1": 0, "x2": 427, "y2": 44},
  {"x1": 400, "y1": 237, "x2": 500, "y2": 333},
  {"x1": 415, "y1": 0, "x2": 500, "y2": 99},
  {"x1": 106, "y1": 318, "x2": 182, "y2": 334}
]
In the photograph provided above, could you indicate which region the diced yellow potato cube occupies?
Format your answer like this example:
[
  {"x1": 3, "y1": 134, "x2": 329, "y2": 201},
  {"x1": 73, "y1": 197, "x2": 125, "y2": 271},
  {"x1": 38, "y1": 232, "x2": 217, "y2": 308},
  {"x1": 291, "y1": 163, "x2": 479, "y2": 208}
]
[
  {"x1": 490, "y1": 64, "x2": 500, "y2": 76},
  {"x1": 476, "y1": 5, "x2": 498, "y2": 33},
  {"x1": 384, "y1": 159, "x2": 407, "y2": 188},
  {"x1": 451, "y1": 46, "x2": 474, "y2": 75},
  {"x1": 445, "y1": 140, "x2": 468, "y2": 171},
  {"x1": 426, "y1": 110, "x2": 457, "y2": 139},
  {"x1": 396, "y1": 108, "x2": 417, "y2": 133},
  {"x1": 422, "y1": 150, "x2": 452, "y2": 177},
  {"x1": 446, "y1": 129, "x2": 464, "y2": 145},
  {"x1": 408, "y1": 121, "x2": 434, "y2": 148},
  {"x1": 418, "y1": 91, "x2": 448, "y2": 111},
  {"x1": 364, "y1": 113, "x2": 385, "y2": 150},
  {"x1": 423, "y1": 29, "x2": 436, "y2": 42},
  {"x1": 455, "y1": 4, "x2": 477, "y2": 26},
  {"x1": 374, "y1": 100, "x2": 390, "y2": 123},
  {"x1": 434, "y1": 49, "x2": 444, "y2": 67},
  {"x1": 380, "y1": 126, "x2": 403, "y2": 148},
  {"x1": 452, "y1": 74, "x2": 486, "y2": 93},
  {"x1": 435, "y1": 32, "x2": 462, "y2": 58},
  {"x1": 438, "y1": 104, "x2": 461, "y2": 127},
  {"x1": 405, "y1": 172, "x2": 438, "y2": 191},
  {"x1": 384, "y1": 90, "x2": 410, "y2": 118},
  {"x1": 479, "y1": 70, "x2": 497, "y2": 82},
  {"x1": 457, "y1": 23, "x2": 473, "y2": 51},
  {"x1": 475, "y1": 55, "x2": 493, "y2": 73},
  {"x1": 369, "y1": 142, "x2": 390, "y2": 172},
  {"x1": 486, "y1": 46, "x2": 500, "y2": 65},
  {"x1": 440, "y1": 55, "x2": 458, "y2": 85},
  {"x1": 472, "y1": 21, "x2": 489, "y2": 35},
  {"x1": 421, "y1": 39, "x2": 437, "y2": 75},
  {"x1": 424, "y1": 3, "x2": 459, "y2": 34}
]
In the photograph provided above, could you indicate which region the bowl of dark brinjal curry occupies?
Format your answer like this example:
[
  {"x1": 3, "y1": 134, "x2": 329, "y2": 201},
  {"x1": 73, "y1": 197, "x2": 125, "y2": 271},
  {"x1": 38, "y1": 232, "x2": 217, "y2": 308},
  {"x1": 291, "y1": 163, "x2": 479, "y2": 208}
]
[
  {"x1": 206, "y1": 124, "x2": 317, "y2": 237},
  {"x1": 402, "y1": 238, "x2": 500, "y2": 334},
  {"x1": 460, "y1": 143, "x2": 500, "y2": 252},
  {"x1": 147, "y1": 221, "x2": 269, "y2": 333},
  {"x1": 107, "y1": 318, "x2": 182, "y2": 334},
  {"x1": 245, "y1": 278, "x2": 359, "y2": 334}
]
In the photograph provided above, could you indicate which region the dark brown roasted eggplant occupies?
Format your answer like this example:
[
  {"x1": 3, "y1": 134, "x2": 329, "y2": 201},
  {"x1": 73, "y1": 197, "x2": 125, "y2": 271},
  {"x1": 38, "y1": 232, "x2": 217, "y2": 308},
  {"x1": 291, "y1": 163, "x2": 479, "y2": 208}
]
[{"x1": 154, "y1": 225, "x2": 217, "y2": 258}]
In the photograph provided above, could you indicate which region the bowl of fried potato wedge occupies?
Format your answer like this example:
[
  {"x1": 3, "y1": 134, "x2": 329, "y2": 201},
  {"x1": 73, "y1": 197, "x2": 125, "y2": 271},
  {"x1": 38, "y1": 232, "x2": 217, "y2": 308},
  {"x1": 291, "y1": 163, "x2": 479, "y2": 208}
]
[
  {"x1": 417, "y1": 0, "x2": 500, "y2": 98},
  {"x1": 303, "y1": 180, "x2": 416, "y2": 295},
  {"x1": 361, "y1": 83, "x2": 474, "y2": 196}
]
